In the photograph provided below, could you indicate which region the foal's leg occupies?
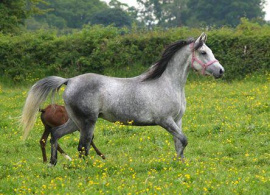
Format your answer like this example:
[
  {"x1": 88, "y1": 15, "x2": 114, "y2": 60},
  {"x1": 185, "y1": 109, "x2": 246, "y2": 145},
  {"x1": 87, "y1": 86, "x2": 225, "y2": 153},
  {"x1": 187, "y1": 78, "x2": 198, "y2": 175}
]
[
  {"x1": 50, "y1": 119, "x2": 78, "y2": 165},
  {"x1": 160, "y1": 118, "x2": 188, "y2": 162},
  {"x1": 57, "y1": 143, "x2": 72, "y2": 161},
  {"x1": 40, "y1": 126, "x2": 50, "y2": 163}
]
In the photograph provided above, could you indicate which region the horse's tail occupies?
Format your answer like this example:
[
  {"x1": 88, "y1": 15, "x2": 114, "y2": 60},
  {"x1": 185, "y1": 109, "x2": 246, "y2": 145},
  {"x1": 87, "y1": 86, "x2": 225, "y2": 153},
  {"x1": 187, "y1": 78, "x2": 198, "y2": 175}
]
[{"x1": 21, "y1": 76, "x2": 69, "y2": 140}]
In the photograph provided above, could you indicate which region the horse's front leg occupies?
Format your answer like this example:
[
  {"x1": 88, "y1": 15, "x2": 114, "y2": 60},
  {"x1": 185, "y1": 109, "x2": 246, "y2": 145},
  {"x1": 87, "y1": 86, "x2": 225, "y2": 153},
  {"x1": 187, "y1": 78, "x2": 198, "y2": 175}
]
[
  {"x1": 160, "y1": 118, "x2": 188, "y2": 162},
  {"x1": 174, "y1": 119, "x2": 188, "y2": 161}
]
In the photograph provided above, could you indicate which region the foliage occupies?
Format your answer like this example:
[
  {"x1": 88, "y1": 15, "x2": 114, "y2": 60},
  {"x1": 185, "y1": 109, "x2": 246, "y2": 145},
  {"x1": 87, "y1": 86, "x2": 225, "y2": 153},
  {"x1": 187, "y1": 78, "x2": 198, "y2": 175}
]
[
  {"x1": 0, "y1": 0, "x2": 47, "y2": 34},
  {"x1": 0, "y1": 0, "x2": 267, "y2": 34},
  {"x1": 0, "y1": 25, "x2": 121, "y2": 83},
  {"x1": 32, "y1": 0, "x2": 109, "y2": 29},
  {"x1": 0, "y1": 20, "x2": 269, "y2": 83},
  {"x1": 137, "y1": 0, "x2": 188, "y2": 28},
  {"x1": 91, "y1": 8, "x2": 132, "y2": 28},
  {"x1": 184, "y1": 0, "x2": 265, "y2": 27},
  {"x1": 28, "y1": 0, "x2": 134, "y2": 30},
  {"x1": 135, "y1": 0, "x2": 266, "y2": 28},
  {"x1": 0, "y1": 78, "x2": 269, "y2": 194},
  {"x1": 109, "y1": 0, "x2": 128, "y2": 9}
]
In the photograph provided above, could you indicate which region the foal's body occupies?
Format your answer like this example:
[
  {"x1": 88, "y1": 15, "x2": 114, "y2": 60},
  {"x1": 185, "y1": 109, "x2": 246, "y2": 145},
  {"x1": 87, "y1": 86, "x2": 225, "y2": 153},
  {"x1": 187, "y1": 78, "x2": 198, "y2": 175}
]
[
  {"x1": 39, "y1": 104, "x2": 105, "y2": 163},
  {"x1": 39, "y1": 104, "x2": 69, "y2": 162}
]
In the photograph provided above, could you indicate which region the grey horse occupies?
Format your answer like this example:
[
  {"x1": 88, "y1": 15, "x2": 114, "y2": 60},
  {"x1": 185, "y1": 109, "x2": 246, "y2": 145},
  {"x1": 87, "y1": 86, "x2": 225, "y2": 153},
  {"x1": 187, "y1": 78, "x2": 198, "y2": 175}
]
[{"x1": 21, "y1": 33, "x2": 224, "y2": 165}]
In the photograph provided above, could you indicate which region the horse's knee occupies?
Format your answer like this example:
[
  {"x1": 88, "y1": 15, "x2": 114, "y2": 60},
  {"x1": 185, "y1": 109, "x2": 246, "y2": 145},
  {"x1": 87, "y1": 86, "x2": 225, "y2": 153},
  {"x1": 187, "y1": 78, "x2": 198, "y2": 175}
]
[{"x1": 174, "y1": 134, "x2": 188, "y2": 148}]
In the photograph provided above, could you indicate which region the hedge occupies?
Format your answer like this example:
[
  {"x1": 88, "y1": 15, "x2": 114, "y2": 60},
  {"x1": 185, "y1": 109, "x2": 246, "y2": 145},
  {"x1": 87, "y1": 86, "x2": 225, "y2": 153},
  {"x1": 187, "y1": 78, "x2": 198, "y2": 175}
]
[{"x1": 0, "y1": 20, "x2": 269, "y2": 83}]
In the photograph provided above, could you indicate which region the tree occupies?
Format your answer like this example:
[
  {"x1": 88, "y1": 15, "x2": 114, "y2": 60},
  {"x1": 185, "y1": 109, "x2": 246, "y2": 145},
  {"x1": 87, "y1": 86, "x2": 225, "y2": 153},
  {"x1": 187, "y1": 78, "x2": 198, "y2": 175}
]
[
  {"x1": 33, "y1": 0, "x2": 108, "y2": 29},
  {"x1": 184, "y1": 0, "x2": 266, "y2": 27},
  {"x1": 0, "y1": 0, "x2": 46, "y2": 33},
  {"x1": 90, "y1": 8, "x2": 132, "y2": 28},
  {"x1": 158, "y1": 0, "x2": 188, "y2": 27},
  {"x1": 136, "y1": 0, "x2": 188, "y2": 28},
  {"x1": 136, "y1": 0, "x2": 156, "y2": 28},
  {"x1": 109, "y1": 0, "x2": 128, "y2": 9}
]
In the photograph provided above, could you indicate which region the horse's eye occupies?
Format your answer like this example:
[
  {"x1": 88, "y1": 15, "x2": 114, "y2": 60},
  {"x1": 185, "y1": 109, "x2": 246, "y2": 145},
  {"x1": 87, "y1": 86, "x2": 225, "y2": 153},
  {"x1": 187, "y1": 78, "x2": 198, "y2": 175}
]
[{"x1": 200, "y1": 51, "x2": 207, "y2": 55}]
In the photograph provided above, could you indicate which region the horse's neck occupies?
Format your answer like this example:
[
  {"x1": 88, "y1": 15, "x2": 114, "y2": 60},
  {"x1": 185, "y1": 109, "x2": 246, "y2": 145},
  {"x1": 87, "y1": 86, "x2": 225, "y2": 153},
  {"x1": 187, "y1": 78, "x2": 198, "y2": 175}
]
[{"x1": 161, "y1": 49, "x2": 191, "y2": 91}]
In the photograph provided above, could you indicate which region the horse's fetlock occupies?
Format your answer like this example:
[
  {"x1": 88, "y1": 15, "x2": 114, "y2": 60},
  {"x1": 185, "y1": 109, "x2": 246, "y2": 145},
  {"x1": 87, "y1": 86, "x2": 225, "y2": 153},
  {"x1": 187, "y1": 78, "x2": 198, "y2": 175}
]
[{"x1": 181, "y1": 136, "x2": 188, "y2": 147}]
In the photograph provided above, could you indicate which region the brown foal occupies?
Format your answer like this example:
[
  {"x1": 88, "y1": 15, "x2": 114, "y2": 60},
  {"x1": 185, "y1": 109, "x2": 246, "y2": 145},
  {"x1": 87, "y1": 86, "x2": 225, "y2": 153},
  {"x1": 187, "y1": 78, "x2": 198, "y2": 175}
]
[{"x1": 39, "y1": 104, "x2": 105, "y2": 163}]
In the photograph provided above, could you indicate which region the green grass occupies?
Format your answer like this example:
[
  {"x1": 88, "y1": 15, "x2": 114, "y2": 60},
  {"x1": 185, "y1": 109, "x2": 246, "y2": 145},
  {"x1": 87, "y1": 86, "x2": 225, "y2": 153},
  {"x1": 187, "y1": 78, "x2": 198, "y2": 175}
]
[{"x1": 0, "y1": 76, "x2": 269, "y2": 195}]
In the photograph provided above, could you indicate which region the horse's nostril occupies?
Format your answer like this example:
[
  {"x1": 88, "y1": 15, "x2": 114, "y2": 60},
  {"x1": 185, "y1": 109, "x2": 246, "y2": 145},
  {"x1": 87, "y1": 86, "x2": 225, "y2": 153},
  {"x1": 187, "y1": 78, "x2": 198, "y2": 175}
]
[{"x1": 220, "y1": 69, "x2": 224, "y2": 75}]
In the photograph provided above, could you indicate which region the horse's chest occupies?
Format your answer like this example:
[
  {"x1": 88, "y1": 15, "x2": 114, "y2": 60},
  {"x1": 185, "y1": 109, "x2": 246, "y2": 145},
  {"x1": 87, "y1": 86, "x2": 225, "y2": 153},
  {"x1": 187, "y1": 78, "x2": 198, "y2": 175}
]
[{"x1": 174, "y1": 94, "x2": 186, "y2": 119}]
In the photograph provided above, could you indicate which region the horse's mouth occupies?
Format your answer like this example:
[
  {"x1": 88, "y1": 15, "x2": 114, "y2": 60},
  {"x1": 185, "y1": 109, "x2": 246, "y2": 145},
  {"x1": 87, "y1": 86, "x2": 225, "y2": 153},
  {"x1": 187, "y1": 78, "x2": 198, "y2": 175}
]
[{"x1": 214, "y1": 74, "x2": 223, "y2": 79}]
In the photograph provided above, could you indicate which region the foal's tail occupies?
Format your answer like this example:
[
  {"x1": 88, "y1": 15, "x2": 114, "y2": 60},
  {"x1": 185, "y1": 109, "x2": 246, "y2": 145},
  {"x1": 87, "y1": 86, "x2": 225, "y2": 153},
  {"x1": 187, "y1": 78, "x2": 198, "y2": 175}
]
[{"x1": 21, "y1": 76, "x2": 69, "y2": 140}]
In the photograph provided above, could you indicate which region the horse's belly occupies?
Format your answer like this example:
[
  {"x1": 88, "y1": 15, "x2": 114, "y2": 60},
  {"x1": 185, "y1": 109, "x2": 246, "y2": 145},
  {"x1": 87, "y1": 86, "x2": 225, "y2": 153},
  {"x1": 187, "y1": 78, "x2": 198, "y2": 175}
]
[{"x1": 99, "y1": 108, "x2": 155, "y2": 126}]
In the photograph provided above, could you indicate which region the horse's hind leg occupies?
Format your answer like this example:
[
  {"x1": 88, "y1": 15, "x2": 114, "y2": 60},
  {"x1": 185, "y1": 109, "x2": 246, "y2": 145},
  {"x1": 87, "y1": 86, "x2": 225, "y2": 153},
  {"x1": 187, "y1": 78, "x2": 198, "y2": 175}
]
[
  {"x1": 78, "y1": 120, "x2": 96, "y2": 158},
  {"x1": 91, "y1": 138, "x2": 106, "y2": 159},
  {"x1": 40, "y1": 126, "x2": 50, "y2": 163},
  {"x1": 50, "y1": 119, "x2": 77, "y2": 165}
]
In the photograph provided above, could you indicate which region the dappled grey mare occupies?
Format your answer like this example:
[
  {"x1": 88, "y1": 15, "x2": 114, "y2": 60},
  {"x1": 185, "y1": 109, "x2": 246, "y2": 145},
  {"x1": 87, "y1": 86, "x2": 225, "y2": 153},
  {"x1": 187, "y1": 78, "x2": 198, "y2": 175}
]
[{"x1": 21, "y1": 33, "x2": 224, "y2": 165}]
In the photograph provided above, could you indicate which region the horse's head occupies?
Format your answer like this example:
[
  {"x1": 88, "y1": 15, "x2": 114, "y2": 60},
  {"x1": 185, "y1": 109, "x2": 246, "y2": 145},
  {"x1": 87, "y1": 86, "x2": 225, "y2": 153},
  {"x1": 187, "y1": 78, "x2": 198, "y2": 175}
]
[{"x1": 191, "y1": 33, "x2": 224, "y2": 78}]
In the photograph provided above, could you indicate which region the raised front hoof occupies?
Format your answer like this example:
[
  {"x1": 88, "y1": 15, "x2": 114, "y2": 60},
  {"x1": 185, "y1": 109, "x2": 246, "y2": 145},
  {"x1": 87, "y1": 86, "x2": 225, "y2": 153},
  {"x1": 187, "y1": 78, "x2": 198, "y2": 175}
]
[{"x1": 100, "y1": 154, "x2": 106, "y2": 160}]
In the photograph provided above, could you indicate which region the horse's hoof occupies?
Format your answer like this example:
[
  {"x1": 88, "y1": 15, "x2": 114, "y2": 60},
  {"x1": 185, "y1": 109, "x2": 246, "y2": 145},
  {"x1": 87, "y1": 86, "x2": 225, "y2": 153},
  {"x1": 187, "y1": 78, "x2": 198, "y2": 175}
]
[
  {"x1": 49, "y1": 159, "x2": 57, "y2": 166},
  {"x1": 180, "y1": 154, "x2": 186, "y2": 163},
  {"x1": 181, "y1": 158, "x2": 186, "y2": 163},
  {"x1": 100, "y1": 154, "x2": 106, "y2": 160},
  {"x1": 48, "y1": 163, "x2": 55, "y2": 167}
]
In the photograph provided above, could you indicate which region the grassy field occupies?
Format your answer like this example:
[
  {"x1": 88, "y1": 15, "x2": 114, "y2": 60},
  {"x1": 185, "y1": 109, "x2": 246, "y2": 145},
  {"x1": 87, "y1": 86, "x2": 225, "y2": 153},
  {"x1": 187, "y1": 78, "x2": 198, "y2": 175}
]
[{"x1": 0, "y1": 76, "x2": 269, "y2": 195}]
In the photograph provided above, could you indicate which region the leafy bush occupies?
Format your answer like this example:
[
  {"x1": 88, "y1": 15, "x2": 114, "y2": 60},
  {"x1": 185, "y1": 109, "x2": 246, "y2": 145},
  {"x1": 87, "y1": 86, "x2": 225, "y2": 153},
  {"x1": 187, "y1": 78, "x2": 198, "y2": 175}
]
[{"x1": 0, "y1": 20, "x2": 269, "y2": 83}]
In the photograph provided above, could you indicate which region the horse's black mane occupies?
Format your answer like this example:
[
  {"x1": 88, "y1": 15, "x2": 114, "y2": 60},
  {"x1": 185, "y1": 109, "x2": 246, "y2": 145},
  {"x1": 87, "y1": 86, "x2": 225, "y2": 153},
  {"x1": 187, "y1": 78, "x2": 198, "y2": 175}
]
[{"x1": 143, "y1": 38, "x2": 201, "y2": 81}]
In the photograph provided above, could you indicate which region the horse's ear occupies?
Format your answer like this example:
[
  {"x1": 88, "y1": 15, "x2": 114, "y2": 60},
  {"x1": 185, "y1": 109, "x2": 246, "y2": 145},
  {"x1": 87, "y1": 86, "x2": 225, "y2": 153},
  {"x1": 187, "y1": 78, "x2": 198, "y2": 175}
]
[
  {"x1": 202, "y1": 33, "x2": 207, "y2": 43},
  {"x1": 194, "y1": 32, "x2": 206, "y2": 50}
]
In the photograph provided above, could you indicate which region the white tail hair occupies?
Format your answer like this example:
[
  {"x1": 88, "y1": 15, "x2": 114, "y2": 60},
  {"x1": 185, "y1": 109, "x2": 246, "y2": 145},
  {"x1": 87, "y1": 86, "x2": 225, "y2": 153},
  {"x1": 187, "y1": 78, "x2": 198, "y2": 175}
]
[{"x1": 20, "y1": 76, "x2": 68, "y2": 140}]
